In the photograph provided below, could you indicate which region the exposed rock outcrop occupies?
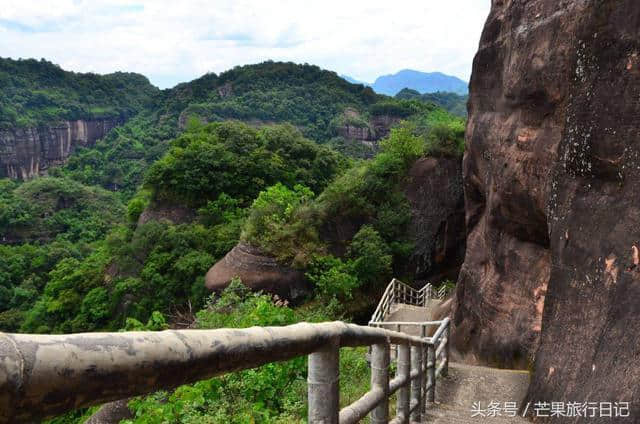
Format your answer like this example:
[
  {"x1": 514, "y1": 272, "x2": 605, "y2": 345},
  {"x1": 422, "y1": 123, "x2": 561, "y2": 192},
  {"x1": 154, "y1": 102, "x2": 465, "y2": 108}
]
[
  {"x1": 204, "y1": 243, "x2": 311, "y2": 302},
  {"x1": 456, "y1": 0, "x2": 640, "y2": 417},
  {"x1": 404, "y1": 156, "x2": 465, "y2": 283},
  {"x1": 0, "y1": 119, "x2": 123, "y2": 179},
  {"x1": 370, "y1": 114, "x2": 402, "y2": 140},
  {"x1": 84, "y1": 399, "x2": 133, "y2": 424},
  {"x1": 137, "y1": 202, "x2": 196, "y2": 226},
  {"x1": 336, "y1": 108, "x2": 403, "y2": 148},
  {"x1": 337, "y1": 124, "x2": 372, "y2": 143}
]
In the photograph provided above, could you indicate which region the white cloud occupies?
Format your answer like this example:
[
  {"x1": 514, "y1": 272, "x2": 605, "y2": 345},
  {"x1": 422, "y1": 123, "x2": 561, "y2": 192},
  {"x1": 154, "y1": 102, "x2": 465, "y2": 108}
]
[{"x1": 0, "y1": 0, "x2": 490, "y2": 88}]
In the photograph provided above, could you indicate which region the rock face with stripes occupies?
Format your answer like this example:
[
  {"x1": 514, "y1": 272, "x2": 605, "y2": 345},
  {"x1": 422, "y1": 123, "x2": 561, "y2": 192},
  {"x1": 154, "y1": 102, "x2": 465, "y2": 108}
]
[
  {"x1": 0, "y1": 119, "x2": 122, "y2": 179},
  {"x1": 204, "y1": 242, "x2": 310, "y2": 302},
  {"x1": 457, "y1": 0, "x2": 640, "y2": 418}
]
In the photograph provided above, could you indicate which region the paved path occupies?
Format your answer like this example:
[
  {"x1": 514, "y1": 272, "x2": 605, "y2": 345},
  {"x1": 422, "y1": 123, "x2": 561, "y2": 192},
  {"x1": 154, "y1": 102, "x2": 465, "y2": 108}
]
[
  {"x1": 385, "y1": 304, "x2": 531, "y2": 423},
  {"x1": 385, "y1": 301, "x2": 442, "y2": 337},
  {"x1": 421, "y1": 362, "x2": 530, "y2": 423}
]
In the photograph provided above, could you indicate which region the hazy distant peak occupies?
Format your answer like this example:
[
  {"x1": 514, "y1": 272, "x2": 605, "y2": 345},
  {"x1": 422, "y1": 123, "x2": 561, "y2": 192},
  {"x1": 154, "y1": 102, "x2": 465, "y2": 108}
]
[{"x1": 371, "y1": 69, "x2": 468, "y2": 96}]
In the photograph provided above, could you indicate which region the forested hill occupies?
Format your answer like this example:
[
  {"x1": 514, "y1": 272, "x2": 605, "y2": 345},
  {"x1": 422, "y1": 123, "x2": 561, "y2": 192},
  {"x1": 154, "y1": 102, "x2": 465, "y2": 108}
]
[
  {"x1": 56, "y1": 61, "x2": 399, "y2": 196},
  {"x1": 0, "y1": 57, "x2": 159, "y2": 129},
  {"x1": 161, "y1": 61, "x2": 380, "y2": 139},
  {"x1": 0, "y1": 58, "x2": 468, "y2": 422}
]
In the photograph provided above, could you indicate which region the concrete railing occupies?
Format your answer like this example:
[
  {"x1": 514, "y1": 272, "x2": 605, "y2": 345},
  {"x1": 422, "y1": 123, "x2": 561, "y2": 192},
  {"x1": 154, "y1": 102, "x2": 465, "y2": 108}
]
[
  {"x1": 370, "y1": 278, "x2": 449, "y2": 324},
  {"x1": 0, "y1": 319, "x2": 450, "y2": 424}
]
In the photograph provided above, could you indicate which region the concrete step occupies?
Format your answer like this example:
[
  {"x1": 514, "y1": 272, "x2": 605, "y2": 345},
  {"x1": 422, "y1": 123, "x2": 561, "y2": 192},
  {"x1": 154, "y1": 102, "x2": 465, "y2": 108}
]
[
  {"x1": 384, "y1": 302, "x2": 442, "y2": 337},
  {"x1": 418, "y1": 363, "x2": 530, "y2": 423}
]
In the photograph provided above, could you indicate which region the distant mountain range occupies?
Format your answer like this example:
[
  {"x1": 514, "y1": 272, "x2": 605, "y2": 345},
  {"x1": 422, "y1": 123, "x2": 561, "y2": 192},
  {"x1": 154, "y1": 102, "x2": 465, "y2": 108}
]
[{"x1": 341, "y1": 69, "x2": 468, "y2": 96}]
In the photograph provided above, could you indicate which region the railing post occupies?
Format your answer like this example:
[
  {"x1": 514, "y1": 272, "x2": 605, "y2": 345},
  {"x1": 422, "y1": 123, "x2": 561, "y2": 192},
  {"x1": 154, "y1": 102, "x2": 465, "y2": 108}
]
[
  {"x1": 421, "y1": 326, "x2": 427, "y2": 417},
  {"x1": 396, "y1": 344, "x2": 410, "y2": 423},
  {"x1": 395, "y1": 324, "x2": 400, "y2": 358},
  {"x1": 308, "y1": 338, "x2": 340, "y2": 424},
  {"x1": 410, "y1": 345, "x2": 423, "y2": 422},
  {"x1": 370, "y1": 343, "x2": 390, "y2": 424},
  {"x1": 443, "y1": 322, "x2": 451, "y2": 377},
  {"x1": 426, "y1": 344, "x2": 436, "y2": 404}
]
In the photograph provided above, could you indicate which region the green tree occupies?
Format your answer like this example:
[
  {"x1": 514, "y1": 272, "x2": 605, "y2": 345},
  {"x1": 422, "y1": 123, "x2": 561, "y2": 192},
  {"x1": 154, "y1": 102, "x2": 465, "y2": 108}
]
[{"x1": 348, "y1": 225, "x2": 393, "y2": 285}]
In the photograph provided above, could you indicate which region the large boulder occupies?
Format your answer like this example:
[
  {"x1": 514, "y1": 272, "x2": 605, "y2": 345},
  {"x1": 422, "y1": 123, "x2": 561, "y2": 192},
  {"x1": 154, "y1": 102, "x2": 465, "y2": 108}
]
[
  {"x1": 204, "y1": 243, "x2": 311, "y2": 302},
  {"x1": 457, "y1": 0, "x2": 640, "y2": 417}
]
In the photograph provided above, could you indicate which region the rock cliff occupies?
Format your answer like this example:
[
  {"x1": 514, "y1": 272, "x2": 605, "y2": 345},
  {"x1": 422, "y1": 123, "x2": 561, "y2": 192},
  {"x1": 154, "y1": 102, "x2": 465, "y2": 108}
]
[
  {"x1": 404, "y1": 156, "x2": 465, "y2": 283},
  {"x1": 456, "y1": 0, "x2": 640, "y2": 417},
  {"x1": 0, "y1": 118, "x2": 123, "y2": 179},
  {"x1": 336, "y1": 108, "x2": 403, "y2": 150}
]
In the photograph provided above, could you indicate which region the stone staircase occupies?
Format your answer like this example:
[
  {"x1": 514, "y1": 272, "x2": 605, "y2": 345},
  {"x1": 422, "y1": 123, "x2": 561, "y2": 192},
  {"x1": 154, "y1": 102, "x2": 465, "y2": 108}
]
[
  {"x1": 368, "y1": 279, "x2": 531, "y2": 423},
  {"x1": 385, "y1": 301, "x2": 443, "y2": 337},
  {"x1": 385, "y1": 303, "x2": 530, "y2": 424}
]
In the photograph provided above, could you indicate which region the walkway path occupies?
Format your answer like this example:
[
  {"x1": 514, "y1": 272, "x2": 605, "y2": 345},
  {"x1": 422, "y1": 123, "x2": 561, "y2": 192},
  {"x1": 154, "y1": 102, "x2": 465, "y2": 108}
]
[
  {"x1": 422, "y1": 362, "x2": 530, "y2": 423},
  {"x1": 385, "y1": 303, "x2": 530, "y2": 423}
]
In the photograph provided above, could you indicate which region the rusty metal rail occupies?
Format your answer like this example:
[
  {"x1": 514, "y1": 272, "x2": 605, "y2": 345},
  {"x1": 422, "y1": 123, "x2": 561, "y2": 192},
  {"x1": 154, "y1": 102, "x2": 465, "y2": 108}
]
[{"x1": 0, "y1": 318, "x2": 450, "y2": 423}]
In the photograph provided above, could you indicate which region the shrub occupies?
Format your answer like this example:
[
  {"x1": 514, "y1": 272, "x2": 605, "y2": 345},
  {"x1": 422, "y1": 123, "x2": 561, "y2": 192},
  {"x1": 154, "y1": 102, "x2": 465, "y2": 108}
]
[
  {"x1": 242, "y1": 183, "x2": 320, "y2": 261},
  {"x1": 126, "y1": 190, "x2": 151, "y2": 224},
  {"x1": 305, "y1": 255, "x2": 359, "y2": 299},
  {"x1": 348, "y1": 225, "x2": 393, "y2": 286}
]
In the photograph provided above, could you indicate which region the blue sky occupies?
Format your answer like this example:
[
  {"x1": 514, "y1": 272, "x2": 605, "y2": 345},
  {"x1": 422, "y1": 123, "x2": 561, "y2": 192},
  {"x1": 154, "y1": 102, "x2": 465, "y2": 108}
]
[{"x1": 0, "y1": 1, "x2": 490, "y2": 89}]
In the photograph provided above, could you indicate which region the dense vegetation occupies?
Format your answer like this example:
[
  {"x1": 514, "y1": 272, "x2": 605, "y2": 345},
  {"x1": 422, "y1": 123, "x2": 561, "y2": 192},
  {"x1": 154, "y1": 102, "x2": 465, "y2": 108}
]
[
  {"x1": 145, "y1": 120, "x2": 347, "y2": 208},
  {"x1": 0, "y1": 121, "x2": 348, "y2": 335},
  {"x1": 0, "y1": 58, "x2": 466, "y2": 423},
  {"x1": 176, "y1": 62, "x2": 380, "y2": 142},
  {"x1": 50, "y1": 62, "x2": 383, "y2": 196},
  {"x1": 0, "y1": 177, "x2": 124, "y2": 243},
  {"x1": 241, "y1": 127, "x2": 423, "y2": 297},
  {"x1": 0, "y1": 57, "x2": 159, "y2": 129},
  {"x1": 395, "y1": 88, "x2": 468, "y2": 117},
  {"x1": 122, "y1": 281, "x2": 369, "y2": 424}
]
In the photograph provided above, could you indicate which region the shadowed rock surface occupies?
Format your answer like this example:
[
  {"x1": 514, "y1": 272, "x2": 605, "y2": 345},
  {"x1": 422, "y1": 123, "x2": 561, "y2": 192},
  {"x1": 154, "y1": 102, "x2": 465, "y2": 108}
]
[
  {"x1": 0, "y1": 118, "x2": 123, "y2": 179},
  {"x1": 204, "y1": 242, "x2": 311, "y2": 302},
  {"x1": 526, "y1": 1, "x2": 640, "y2": 420},
  {"x1": 336, "y1": 111, "x2": 403, "y2": 148},
  {"x1": 137, "y1": 201, "x2": 196, "y2": 226},
  {"x1": 456, "y1": 0, "x2": 640, "y2": 420},
  {"x1": 452, "y1": 0, "x2": 586, "y2": 368},
  {"x1": 405, "y1": 156, "x2": 465, "y2": 283}
]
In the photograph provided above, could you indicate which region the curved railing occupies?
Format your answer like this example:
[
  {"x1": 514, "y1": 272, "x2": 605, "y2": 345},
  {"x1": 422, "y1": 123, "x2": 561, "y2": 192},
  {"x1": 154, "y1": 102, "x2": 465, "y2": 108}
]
[
  {"x1": 1, "y1": 319, "x2": 450, "y2": 424},
  {"x1": 369, "y1": 278, "x2": 450, "y2": 325}
]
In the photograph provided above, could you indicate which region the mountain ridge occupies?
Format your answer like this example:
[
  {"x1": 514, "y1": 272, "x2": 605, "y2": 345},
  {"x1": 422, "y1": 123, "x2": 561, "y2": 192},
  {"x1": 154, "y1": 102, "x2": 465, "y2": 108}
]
[{"x1": 341, "y1": 69, "x2": 468, "y2": 96}]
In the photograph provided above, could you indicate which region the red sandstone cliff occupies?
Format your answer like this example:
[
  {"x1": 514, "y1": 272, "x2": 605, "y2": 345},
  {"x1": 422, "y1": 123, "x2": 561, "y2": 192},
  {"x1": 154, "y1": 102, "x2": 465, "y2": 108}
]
[{"x1": 456, "y1": 0, "x2": 640, "y2": 419}]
